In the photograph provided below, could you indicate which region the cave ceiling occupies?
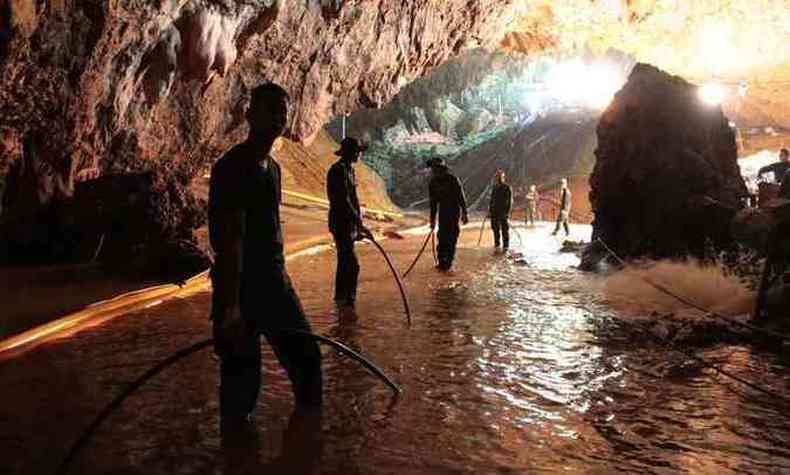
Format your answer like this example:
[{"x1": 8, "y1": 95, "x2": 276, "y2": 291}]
[
  {"x1": 499, "y1": 0, "x2": 790, "y2": 131},
  {"x1": 2, "y1": 0, "x2": 789, "y2": 186}
]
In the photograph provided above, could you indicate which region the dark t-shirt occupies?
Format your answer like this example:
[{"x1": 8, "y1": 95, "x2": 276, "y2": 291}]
[
  {"x1": 326, "y1": 160, "x2": 361, "y2": 235},
  {"x1": 209, "y1": 142, "x2": 285, "y2": 287},
  {"x1": 429, "y1": 170, "x2": 467, "y2": 225},
  {"x1": 489, "y1": 183, "x2": 512, "y2": 217}
]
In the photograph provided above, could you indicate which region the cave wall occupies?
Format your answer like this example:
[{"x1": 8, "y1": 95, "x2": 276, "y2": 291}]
[
  {"x1": 0, "y1": 0, "x2": 516, "y2": 267},
  {"x1": 585, "y1": 63, "x2": 748, "y2": 267},
  {"x1": 1, "y1": 0, "x2": 516, "y2": 183},
  {"x1": 325, "y1": 48, "x2": 528, "y2": 144}
]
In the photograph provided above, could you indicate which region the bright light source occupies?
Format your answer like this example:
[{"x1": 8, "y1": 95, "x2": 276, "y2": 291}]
[
  {"x1": 699, "y1": 82, "x2": 725, "y2": 105},
  {"x1": 525, "y1": 93, "x2": 542, "y2": 113},
  {"x1": 542, "y1": 60, "x2": 624, "y2": 110},
  {"x1": 700, "y1": 20, "x2": 736, "y2": 74},
  {"x1": 585, "y1": 65, "x2": 622, "y2": 110}
]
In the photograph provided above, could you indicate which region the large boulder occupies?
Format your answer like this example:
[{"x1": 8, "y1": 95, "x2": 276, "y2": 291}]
[{"x1": 583, "y1": 63, "x2": 748, "y2": 268}]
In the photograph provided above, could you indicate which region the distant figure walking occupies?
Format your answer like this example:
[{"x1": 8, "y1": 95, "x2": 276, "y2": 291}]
[
  {"x1": 428, "y1": 158, "x2": 469, "y2": 271},
  {"x1": 327, "y1": 137, "x2": 373, "y2": 310},
  {"x1": 488, "y1": 169, "x2": 512, "y2": 252},
  {"x1": 209, "y1": 83, "x2": 322, "y2": 425},
  {"x1": 525, "y1": 184, "x2": 540, "y2": 226},
  {"x1": 551, "y1": 178, "x2": 571, "y2": 237}
]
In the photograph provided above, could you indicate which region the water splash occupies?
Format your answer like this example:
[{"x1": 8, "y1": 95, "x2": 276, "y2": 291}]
[{"x1": 603, "y1": 259, "x2": 755, "y2": 320}]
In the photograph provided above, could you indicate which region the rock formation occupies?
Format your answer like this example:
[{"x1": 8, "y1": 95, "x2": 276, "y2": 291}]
[
  {"x1": 0, "y1": 0, "x2": 515, "y2": 272},
  {"x1": 582, "y1": 63, "x2": 748, "y2": 270}
]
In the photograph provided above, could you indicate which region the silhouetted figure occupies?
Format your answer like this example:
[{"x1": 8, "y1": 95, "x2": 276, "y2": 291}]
[
  {"x1": 551, "y1": 178, "x2": 571, "y2": 237},
  {"x1": 488, "y1": 169, "x2": 512, "y2": 251},
  {"x1": 525, "y1": 184, "x2": 540, "y2": 226},
  {"x1": 209, "y1": 83, "x2": 322, "y2": 423},
  {"x1": 781, "y1": 170, "x2": 790, "y2": 200},
  {"x1": 758, "y1": 148, "x2": 790, "y2": 184},
  {"x1": 428, "y1": 158, "x2": 468, "y2": 271},
  {"x1": 327, "y1": 137, "x2": 372, "y2": 309}
]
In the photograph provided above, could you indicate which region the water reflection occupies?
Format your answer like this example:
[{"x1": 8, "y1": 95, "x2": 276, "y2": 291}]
[{"x1": 3, "y1": 224, "x2": 790, "y2": 473}]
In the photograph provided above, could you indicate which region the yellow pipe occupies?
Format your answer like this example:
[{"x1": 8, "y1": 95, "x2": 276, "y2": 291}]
[
  {"x1": 282, "y1": 189, "x2": 403, "y2": 219},
  {"x1": 0, "y1": 193, "x2": 401, "y2": 358},
  {"x1": 0, "y1": 234, "x2": 336, "y2": 359}
]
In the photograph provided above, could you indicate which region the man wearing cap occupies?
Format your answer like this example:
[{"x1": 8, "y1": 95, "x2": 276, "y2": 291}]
[
  {"x1": 488, "y1": 169, "x2": 512, "y2": 252},
  {"x1": 209, "y1": 82, "x2": 323, "y2": 425},
  {"x1": 428, "y1": 157, "x2": 469, "y2": 271},
  {"x1": 327, "y1": 137, "x2": 373, "y2": 309}
]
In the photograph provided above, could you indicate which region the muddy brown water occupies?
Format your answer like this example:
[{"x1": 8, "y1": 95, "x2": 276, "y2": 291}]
[{"x1": 2, "y1": 223, "x2": 790, "y2": 474}]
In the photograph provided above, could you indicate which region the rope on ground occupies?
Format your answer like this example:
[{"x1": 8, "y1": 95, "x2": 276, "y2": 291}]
[
  {"x1": 55, "y1": 328, "x2": 401, "y2": 475},
  {"x1": 595, "y1": 238, "x2": 790, "y2": 408},
  {"x1": 595, "y1": 238, "x2": 790, "y2": 344}
]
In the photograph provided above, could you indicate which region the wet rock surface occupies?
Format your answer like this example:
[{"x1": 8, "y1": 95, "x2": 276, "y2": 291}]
[{"x1": 585, "y1": 63, "x2": 748, "y2": 268}]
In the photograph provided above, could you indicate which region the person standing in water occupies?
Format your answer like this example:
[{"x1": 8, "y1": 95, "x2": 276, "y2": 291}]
[
  {"x1": 209, "y1": 83, "x2": 323, "y2": 425},
  {"x1": 525, "y1": 184, "x2": 540, "y2": 226},
  {"x1": 551, "y1": 178, "x2": 571, "y2": 237},
  {"x1": 327, "y1": 137, "x2": 373, "y2": 310},
  {"x1": 428, "y1": 157, "x2": 469, "y2": 271},
  {"x1": 488, "y1": 169, "x2": 512, "y2": 252}
]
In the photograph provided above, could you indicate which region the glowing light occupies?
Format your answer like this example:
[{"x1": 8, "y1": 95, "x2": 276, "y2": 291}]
[
  {"x1": 700, "y1": 20, "x2": 737, "y2": 74},
  {"x1": 585, "y1": 65, "x2": 623, "y2": 110},
  {"x1": 543, "y1": 60, "x2": 624, "y2": 110},
  {"x1": 699, "y1": 82, "x2": 725, "y2": 105}
]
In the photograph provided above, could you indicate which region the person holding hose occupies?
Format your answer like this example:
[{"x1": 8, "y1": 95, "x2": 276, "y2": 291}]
[
  {"x1": 327, "y1": 137, "x2": 373, "y2": 310},
  {"x1": 488, "y1": 169, "x2": 512, "y2": 252},
  {"x1": 427, "y1": 157, "x2": 468, "y2": 271}
]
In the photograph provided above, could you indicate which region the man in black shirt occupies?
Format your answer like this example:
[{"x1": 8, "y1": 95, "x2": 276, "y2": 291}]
[
  {"x1": 488, "y1": 169, "x2": 512, "y2": 252},
  {"x1": 758, "y1": 148, "x2": 790, "y2": 184},
  {"x1": 327, "y1": 137, "x2": 372, "y2": 309},
  {"x1": 428, "y1": 158, "x2": 468, "y2": 271},
  {"x1": 209, "y1": 83, "x2": 322, "y2": 423}
]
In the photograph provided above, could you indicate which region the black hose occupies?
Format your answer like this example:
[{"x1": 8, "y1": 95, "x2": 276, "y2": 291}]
[
  {"x1": 403, "y1": 231, "x2": 433, "y2": 278},
  {"x1": 55, "y1": 328, "x2": 401, "y2": 475},
  {"x1": 367, "y1": 236, "x2": 412, "y2": 327}
]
